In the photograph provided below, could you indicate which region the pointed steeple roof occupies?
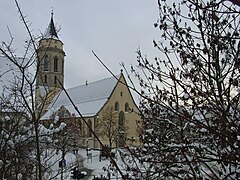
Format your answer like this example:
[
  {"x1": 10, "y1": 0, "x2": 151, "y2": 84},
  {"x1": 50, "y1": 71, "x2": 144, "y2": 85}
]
[{"x1": 44, "y1": 11, "x2": 59, "y2": 39}]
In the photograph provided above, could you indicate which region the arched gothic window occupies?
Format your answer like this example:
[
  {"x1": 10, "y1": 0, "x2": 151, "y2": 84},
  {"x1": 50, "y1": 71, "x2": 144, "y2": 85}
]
[
  {"x1": 114, "y1": 101, "x2": 119, "y2": 111},
  {"x1": 118, "y1": 111, "x2": 125, "y2": 147},
  {"x1": 87, "y1": 119, "x2": 92, "y2": 137},
  {"x1": 119, "y1": 111, "x2": 125, "y2": 128},
  {"x1": 125, "y1": 103, "x2": 129, "y2": 112},
  {"x1": 54, "y1": 56, "x2": 58, "y2": 72},
  {"x1": 44, "y1": 55, "x2": 48, "y2": 71}
]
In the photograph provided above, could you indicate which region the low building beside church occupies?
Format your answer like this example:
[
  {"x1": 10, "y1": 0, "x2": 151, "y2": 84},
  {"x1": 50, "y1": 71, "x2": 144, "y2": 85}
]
[{"x1": 36, "y1": 14, "x2": 142, "y2": 149}]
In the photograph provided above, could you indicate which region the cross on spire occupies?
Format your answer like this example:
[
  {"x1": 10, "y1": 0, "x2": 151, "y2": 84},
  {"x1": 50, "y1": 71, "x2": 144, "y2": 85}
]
[{"x1": 51, "y1": 7, "x2": 54, "y2": 18}]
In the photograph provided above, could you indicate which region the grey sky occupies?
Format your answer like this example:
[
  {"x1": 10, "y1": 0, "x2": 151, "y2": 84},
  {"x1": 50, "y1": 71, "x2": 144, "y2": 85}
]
[{"x1": 0, "y1": 0, "x2": 159, "y2": 89}]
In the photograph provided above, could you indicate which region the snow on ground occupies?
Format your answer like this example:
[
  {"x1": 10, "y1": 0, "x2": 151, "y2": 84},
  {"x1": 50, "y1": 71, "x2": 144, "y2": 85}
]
[
  {"x1": 79, "y1": 149, "x2": 109, "y2": 178},
  {"x1": 44, "y1": 150, "x2": 77, "y2": 179},
  {"x1": 48, "y1": 149, "x2": 117, "y2": 180},
  {"x1": 47, "y1": 148, "x2": 126, "y2": 179}
]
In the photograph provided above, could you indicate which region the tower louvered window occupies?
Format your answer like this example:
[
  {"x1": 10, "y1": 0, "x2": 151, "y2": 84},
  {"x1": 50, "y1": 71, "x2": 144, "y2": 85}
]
[
  {"x1": 44, "y1": 75, "x2": 47, "y2": 83},
  {"x1": 44, "y1": 55, "x2": 48, "y2": 71},
  {"x1": 54, "y1": 56, "x2": 58, "y2": 72},
  {"x1": 54, "y1": 76, "x2": 57, "y2": 85}
]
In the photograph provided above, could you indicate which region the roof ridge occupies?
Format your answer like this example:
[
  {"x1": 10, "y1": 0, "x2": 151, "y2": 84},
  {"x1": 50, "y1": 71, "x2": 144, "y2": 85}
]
[
  {"x1": 66, "y1": 74, "x2": 120, "y2": 91},
  {"x1": 50, "y1": 96, "x2": 109, "y2": 108}
]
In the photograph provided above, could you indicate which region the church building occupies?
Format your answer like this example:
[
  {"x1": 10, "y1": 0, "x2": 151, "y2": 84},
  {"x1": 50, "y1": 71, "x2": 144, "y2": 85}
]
[{"x1": 36, "y1": 14, "x2": 142, "y2": 148}]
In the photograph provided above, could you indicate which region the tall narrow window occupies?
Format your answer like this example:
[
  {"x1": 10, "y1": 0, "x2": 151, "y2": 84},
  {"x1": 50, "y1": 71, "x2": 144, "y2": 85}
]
[
  {"x1": 125, "y1": 103, "x2": 129, "y2": 112},
  {"x1": 54, "y1": 56, "x2": 58, "y2": 72},
  {"x1": 118, "y1": 111, "x2": 125, "y2": 147},
  {"x1": 87, "y1": 119, "x2": 92, "y2": 137},
  {"x1": 44, "y1": 55, "x2": 48, "y2": 71},
  {"x1": 54, "y1": 76, "x2": 57, "y2": 85},
  {"x1": 62, "y1": 60, "x2": 64, "y2": 73},
  {"x1": 115, "y1": 101, "x2": 119, "y2": 111},
  {"x1": 119, "y1": 111, "x2": 125, "y2": 128},
  {"x1": 44, "y1": 75, "x2": 47, "y2": 83},
  {"x1": 94, "y1": 117, "x2": 98, "y2": 128}
]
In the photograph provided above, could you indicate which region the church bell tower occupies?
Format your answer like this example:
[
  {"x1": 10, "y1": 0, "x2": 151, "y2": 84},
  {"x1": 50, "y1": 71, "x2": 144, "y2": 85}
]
[{"x1": 35, "y1": 12, "x2": 65, "y2": 113}]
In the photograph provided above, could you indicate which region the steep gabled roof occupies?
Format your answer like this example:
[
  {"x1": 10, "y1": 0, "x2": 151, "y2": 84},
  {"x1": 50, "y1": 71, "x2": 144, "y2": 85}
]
[{"x1": 41, "y1": 74, "x2": 121, "y2": 119}]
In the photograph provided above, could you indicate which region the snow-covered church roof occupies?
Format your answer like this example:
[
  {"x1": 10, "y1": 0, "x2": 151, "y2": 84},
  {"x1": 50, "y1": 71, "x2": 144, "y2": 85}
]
[{"x1": 41, "y1": 74, "x2": 121, "y2": 119}]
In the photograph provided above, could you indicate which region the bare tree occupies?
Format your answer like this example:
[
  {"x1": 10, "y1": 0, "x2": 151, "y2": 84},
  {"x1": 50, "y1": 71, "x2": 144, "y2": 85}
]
[
  {"x1": 114, "y1": 0, "x2": 240, "y2": 179},
  {"x1": 47, "y1": 105, "x2": 84, "y2": 179},
  {"x1": 0, "y1": 1, "x2": 65, "y2": 179},
  {"x1": 98, "y1": 106, "x2": 119, "y2": 149},
  {"x1": 0, "y1": 91, "x2": 36, "y2": 179}
]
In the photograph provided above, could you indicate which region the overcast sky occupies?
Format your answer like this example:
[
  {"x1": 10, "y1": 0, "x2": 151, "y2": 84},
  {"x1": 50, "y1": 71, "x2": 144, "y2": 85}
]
[{"x1": 0, "y1": 0, "x2": 159, "y2": 89}]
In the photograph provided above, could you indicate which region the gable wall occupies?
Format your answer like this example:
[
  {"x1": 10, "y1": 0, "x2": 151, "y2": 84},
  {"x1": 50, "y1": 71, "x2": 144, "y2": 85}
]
[{"x1": 97, "y1": 75, "x2": 141, "y2": 147}]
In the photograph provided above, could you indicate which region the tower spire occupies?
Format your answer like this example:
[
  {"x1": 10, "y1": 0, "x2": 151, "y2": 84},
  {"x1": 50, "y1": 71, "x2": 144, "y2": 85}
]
[{"x1": 44, "y1": 9, "x2": 59, "y2": 39}]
